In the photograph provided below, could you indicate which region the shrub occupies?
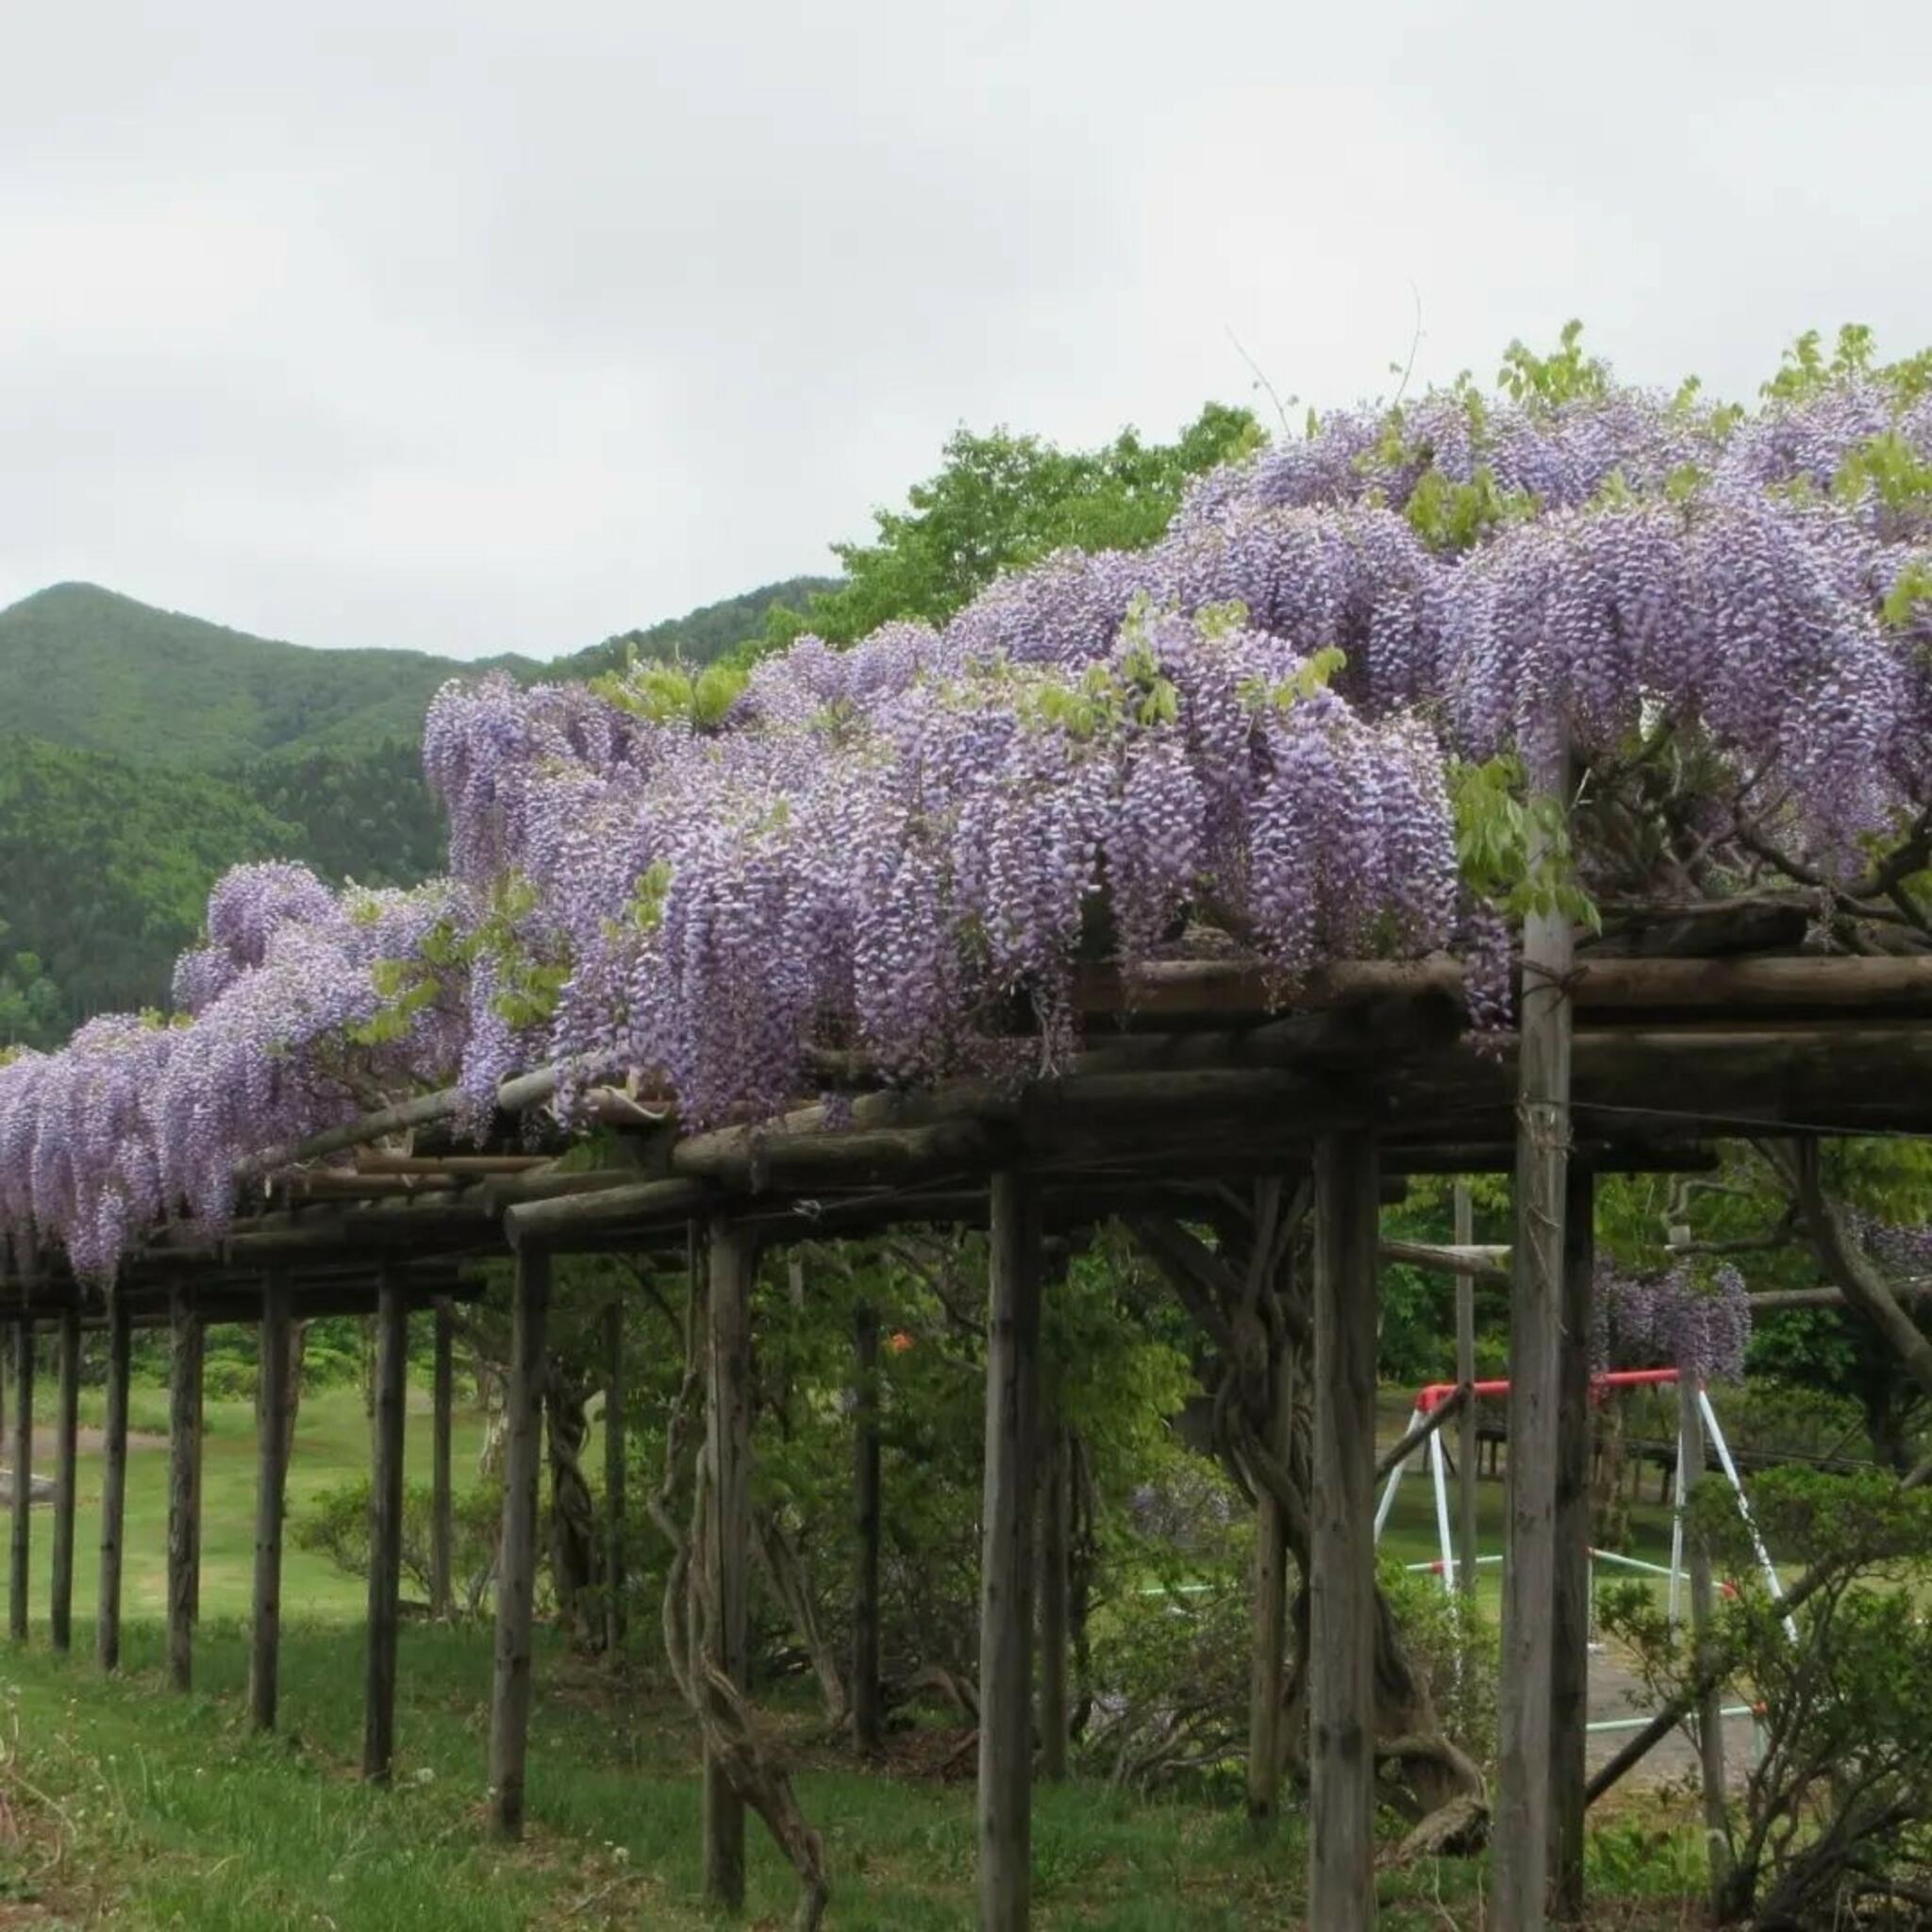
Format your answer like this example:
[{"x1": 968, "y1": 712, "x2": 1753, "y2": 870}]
[{"x1": 293, "y1": 1474, "x2": 505, "y2": 1620}]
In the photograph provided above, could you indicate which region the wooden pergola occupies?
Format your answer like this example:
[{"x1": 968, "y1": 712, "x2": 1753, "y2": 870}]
[{"x1": 7, "y1": 948, "x2": 1932, "y2": 1928}]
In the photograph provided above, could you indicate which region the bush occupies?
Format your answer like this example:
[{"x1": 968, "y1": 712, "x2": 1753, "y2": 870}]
[
  {"x1": 293, "y1": 1474, "x2": 505, "y2": 1620},
  {"x1": 1602, "y1": 1467, "x2": 1932, "y2": 1926}
]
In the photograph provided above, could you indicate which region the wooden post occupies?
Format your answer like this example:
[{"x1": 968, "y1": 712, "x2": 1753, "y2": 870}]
[
  {"x1": 1681, "y1": 1378, "x2": 1731, "y2": 1911},
  {"x1": 1308, "y1": 1132, "x2": 1380, "y2": 1931},
  {"x1": 1454, "y1": 1181, "x2": 1480, "y2": 1601},
  {"x1": 603, "y1": 1298, "x2": 626, "y2": 1657},
  {"x1": 430, "y1": 1298, "x2": 454, "y2": 1621},
  {"x1": 1549, "y1": 1165, "x2": 1594, "y2": 1919},
  {"x1": 167, "y1": 1285, "x2": 199, "y2": 1690},
  {"x1": 489, "y1": 1243, "x2": 551, "y2": 1837},
  {"x1": 1492, "y1": 741, "x2": 1575, "y2": 1932},
  {"x1": 97, "y1": 1292, "x2": 131, "y2": 1672},
  {"x1": 852, "y1": 1300, "x2": 883, "y2": 1755},
  {"x1": 47, "y1": 1308, "x2": 79, "y2": 1653},
  {"x1": 702, "y1": 1222, "x2": 755, "y2": 1909},
  {"x1": 979, "y1": 1171, "x2": 1042, "y2": 1932},
  {"x1": 187, "y1": 1308, "x2": 205, "y2": 1622},
  {"x1": 1247, "y1": 1334, "x2": 1294, "y2": 1828},
  {"x1": 9, "y1": 1319, "x2": 34, "y2": 1643},
  {"x1": 1037, "y1": 1417, "x2": 1071, "y2": 1783},
  {"x1": 249, "y1": 1274, "x2": 294, "y2": 1731},
  {"x1": 363, "y1": 1274, "x2": 407, "y2": 1782}
]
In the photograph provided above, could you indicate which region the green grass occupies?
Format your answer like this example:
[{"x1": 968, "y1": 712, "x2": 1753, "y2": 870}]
[
  {"x1": 29, "y1": 1384, "x2": 498, "y2": 1623},
  {"x1": 0, "y1": 1382, "x2": 1707, "y2": 1927}
]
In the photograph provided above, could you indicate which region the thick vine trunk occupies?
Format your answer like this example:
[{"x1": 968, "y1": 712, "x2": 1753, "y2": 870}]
[
  {"x1": 757, "y1": 1509, "x2": 851, "y2": 1730},
  {"x1": 544, "y1": 1362, "x2": 602, "y2": 1648}
]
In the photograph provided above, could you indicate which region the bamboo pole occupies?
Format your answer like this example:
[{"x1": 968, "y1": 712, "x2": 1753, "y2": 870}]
[
  {"x1": 1454, "y1": 1183, "x2": 1480, "y2": 1605},
  {"x1": 1308, "y1": 1132, "x2": 1380, "y2": 1930},
  {"x1": 1492, "y1": 745, "x2": 1575, "y2": 1932},
  {"x1": 1549, "y1": 1165, "x2": 1595, "y2": 1919},
  {"x1": 97, "y1": 1292, "x2": 131, "y2": 1672},
  {"x1": 852, "y1": 1301, "x2": 883, "y2": 1756},
  {"x1": 9, "y1": 1319, "x2": 34, "y2": 1642},
  {"x1": 489, "y1": 1244, "x2": 551, "y2": 1837},
  {"x1": 431, "y1": 1299, "x2": 454, "y2": 1621},
  {"x1": 49, "y1": 1309, "x2": 78, "y2": 1652},
  {"x1": 702, "y1": 1223, "x2": 755, "y2": 1908},
  {"x1": 603, "y1": 1298, "x2": 626, "y2": 1657},
  {"x1": 167, "y1": 1285, "x2": 199, "y2": 1690},
  {"x1": 363, "y1": 1273, "x2": 407, "y2": 1782},
  {"x1": 249, "y1": 1274, "x2": 294, "y2": 1731},
  {"x1": 979, "y1": 1171, "x2": 1042, "y2": 1932}
]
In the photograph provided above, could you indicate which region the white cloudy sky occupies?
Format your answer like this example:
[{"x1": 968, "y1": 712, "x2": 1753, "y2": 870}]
[{"x1": 2, "y1": 0, "x2": 1927, "y2": 660}]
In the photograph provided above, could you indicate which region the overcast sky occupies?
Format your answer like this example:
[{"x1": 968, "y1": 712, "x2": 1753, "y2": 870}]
[{"x1": 2, "y1": 1, "x2": 1927, "y2": 661}]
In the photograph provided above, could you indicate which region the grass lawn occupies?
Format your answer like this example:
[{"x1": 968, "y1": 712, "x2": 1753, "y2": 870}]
[{"x1": 0, "y1": 1381, "x2": 1710, "y2": 1927}]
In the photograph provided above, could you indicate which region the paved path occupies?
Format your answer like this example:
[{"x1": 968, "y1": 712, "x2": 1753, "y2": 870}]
[{"x1": 1589, "y1": 1647, "x2": 1755, "y2": 1789}]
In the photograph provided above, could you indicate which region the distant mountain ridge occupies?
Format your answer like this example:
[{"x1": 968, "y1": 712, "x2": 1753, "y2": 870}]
[
  {"x1": 0, "y1": 575, "x2": 835, "y2": 768},
  {"x1": 0, "y1": 574, "x2": 836, "y2": 1042}
]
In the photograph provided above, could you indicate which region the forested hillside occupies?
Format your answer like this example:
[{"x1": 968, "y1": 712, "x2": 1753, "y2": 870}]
[{"x1": 0, "y1": 575, "x2": 833, "y2": 1043}]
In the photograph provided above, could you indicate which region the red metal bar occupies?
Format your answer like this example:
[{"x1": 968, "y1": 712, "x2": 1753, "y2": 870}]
[{"x1": 1414, "y1": 1366, "x2": 1680, "y2": 1413}]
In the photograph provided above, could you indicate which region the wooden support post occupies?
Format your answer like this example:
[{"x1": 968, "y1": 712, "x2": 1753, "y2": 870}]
[
  {"x1": 702, "y1": 1222, "x2": 755, "y2": 1909},
  {"x1": 249, "y1": 1274, "x2": 294, "y2": 1731},
  {"x1": 1309, "y1": 1132, "x2": 1380, "y2": 1931},
  {"x1": 1247, "y1": 1334, "x2": 1294, "y2": 1829},
  {"x1": 187, "y1": 1309, "x2": 205, "y2": 1623},
  {"x1": 1454, "y1": 1181, "x2": 1479, "y2": 1601},
  {"x1": 1493, "y1": 743, "x2": 1575, "y2": 1932},
  {"x1": 490, "y1": 1244, "x2": 551, "y2": 1837},
  {"x1": 167, "y1": 1286, "x2": 199, "y2": 1690},
  {"x1": 49, "y1": 1307, "x2": 79, "y2": 1652},
  {"x1": 430, "y1": 1299, "x2": 454, "y2": 1621},
  {"x1": 979, "y1": 1171, "x2": 1042, "y2": 1932},
  {"x1": 852, "y1": 1301, "x2": 883, "y2": 1756},
  {"x1": 9, "y1": 1319, "x2": 34, "y2": 1643},
  {"x1": 97, "y1": 1292, "x2": 131, "y2": 1672},
  {"x1": 363, "y1": 1274, "x2": 407, "y2": 1783},
  {"x1": 1037, "y1": 1418, "x2": 1071, "y2": 1783},
  {"x1": 1550, "y1": 1165, "x2": 1594, "y2": 1920},
  {"x1": 1681, "y1": 1380, "x2": 1731, "y2": 1912},
  {"x1": 603, "y1": 1298, "x2": 626, "y2": 1657}
]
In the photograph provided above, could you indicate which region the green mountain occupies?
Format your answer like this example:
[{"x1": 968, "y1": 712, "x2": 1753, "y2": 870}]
[
  {"x1": 0, "y1": 582, "x2": 534, "y2": 765},
  {"x1": 0, "y1": 575, "x2": 837, "y2": 1044}
]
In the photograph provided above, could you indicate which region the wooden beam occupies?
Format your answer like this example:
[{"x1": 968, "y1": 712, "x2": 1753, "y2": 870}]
[
  {"x1": 49, "y1": 1307, "x2": 79, "y2": 1652},
  {"x1": 249, "y1": 1274, "x2": 294, "y2": 1731},
  {"x1": 97, "y1": 1291, "x2": 131, "y2": 1672},
  {"x1": 603, "y1": 1298, "x2": 626, "y2": 1657},
  {"x1": 702, "y1": 1222, "x2": 755, "y2": 1909},
  {"x1": 489, "y1": 1244, "x2": 551, "y2": 1837},
  {"x1": 167, "y1": 1285, "x2": 199, "y2": 1690},
  {"x1": 1381, "y1": 1238, "x2": 1511, "y2": 1279},
  {"x1": 1550, "y1": 1166, "x2": 1594, "y2": 1920},
  {"x1": 363, "y1": 1273, "x2": 407, "y2": 1783},
  {"x1": 502, "y1": 1178, "x2": 709, "y2": 1252},
  {"x1": 852, "y1": 1301, "x2": 883, "y2": 1756},
  {"x1": 1308, "y1": 1132, "x2": 1380, "y2": 1930},
  {"x1": 979, "y1": 1171, "x2": 1042, "y2": 1932},
  {"x1": 9, "y1": 1318, "x2": 33, "y2": 1642},
  {"x1": 1492, "y1": 746, "x2": 1575, "y2": 1932},
  {"x1": 430, "y1": 1300, "x2": 454, "y2": 1622}
]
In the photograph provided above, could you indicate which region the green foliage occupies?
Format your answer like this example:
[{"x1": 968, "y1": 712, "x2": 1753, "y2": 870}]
[
  {"x1": 591, "y1": 658, "x2": 750, "y2": 729},
  {"x1": 1603, "y1": 1467, "x2": 1932, "y2": 1925},
  {"x1": 1401, "y1": 462, "x2": 1534, "y2": 554},
  {"x1": 293, "y1": 1473, "x2": 506, "y2": 1620},
  {"x1": 0, "y1": 733, "x2": 304, "y2": 1027},
  {"x1": 1496, "y1": 319, "x2": 1610, "y2": 411},
  {"x1": 759, "y1": 405, "x2": 1261, "y2": 649},
  {"x1": 1448, "y1": 754, "x2": 1601, "y2": 928},
  {"x1": 547, "y1": 575, "x2": 839, "y2": 681}
]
